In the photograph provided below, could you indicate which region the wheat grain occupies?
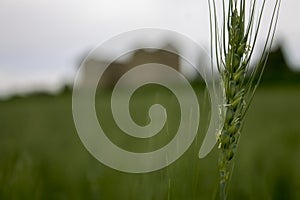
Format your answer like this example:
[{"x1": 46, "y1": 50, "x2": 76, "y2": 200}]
[{"x1": 208, "y1": 0, "x2": 281, "y2": 199}]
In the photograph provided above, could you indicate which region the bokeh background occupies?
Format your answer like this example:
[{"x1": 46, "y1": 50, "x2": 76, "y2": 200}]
[{"x1": 0, "y1": 0, "x2": 300, "y2": 199}]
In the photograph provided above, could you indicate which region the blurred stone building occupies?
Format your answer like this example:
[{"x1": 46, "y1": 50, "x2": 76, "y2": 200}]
[{"x1": 82, "y1": 43, "x2": 180, "y2": 89}]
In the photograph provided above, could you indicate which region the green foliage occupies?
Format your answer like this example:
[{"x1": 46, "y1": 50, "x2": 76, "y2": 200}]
[{"x1": 0, "y1": 84, "x2": 300, "y2": 199}]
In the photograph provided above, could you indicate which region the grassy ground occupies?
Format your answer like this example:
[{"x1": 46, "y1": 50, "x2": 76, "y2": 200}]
[{"x1": 0, "y1": 83, "x2": 300, "y2": 200}]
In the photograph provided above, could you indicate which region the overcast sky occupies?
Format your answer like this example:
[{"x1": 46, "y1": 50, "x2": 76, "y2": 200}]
[{"x1": 0, "y1": 0, "x2": 299, "y2": 97}]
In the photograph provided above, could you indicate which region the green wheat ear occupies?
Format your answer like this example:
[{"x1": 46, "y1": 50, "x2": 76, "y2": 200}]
[{"x1": 207, "y1": 0, "x2": 281, "y2": 199}]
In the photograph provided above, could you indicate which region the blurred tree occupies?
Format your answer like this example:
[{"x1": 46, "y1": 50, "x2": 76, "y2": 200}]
[{"x1": 263, "y1": 44, "x2": 300, "y2": 82}]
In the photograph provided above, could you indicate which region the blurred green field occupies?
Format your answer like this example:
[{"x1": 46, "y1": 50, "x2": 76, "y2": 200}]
[{"x1": 0, "y1": 83, "x2": 300, "y2": 200}]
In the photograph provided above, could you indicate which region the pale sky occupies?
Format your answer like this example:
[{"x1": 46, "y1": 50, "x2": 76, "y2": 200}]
[{"x1": 0, "y1": 0, "x2": 299, "y2": 97}]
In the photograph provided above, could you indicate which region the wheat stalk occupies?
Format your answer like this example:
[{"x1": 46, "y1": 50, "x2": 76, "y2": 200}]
[{"x1": 208, "y1": 0, "x2": 281, "y2": 199}]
